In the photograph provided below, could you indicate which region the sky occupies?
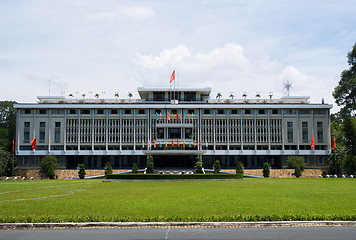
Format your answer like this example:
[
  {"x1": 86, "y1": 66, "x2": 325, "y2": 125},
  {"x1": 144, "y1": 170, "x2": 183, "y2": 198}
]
[{"x1": 0, "y1": 0, "x2": 355, "y2": 113}]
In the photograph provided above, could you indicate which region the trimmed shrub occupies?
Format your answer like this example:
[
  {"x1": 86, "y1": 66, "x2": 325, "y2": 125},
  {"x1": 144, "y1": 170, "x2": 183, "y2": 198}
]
[
  {"x1": 263, "y1": 162, "x2": 270, "y2": 178},
  {"x1": 147, "y1": 156, "x2": 154, "y2": 173},
  {"x1": 132, "y1": 163, "x2": 139, "y2": 173},
  {"x1": 213, "y1": 160, "x2": 221, "y2": 174},
  {"x1": 295, "y1": 165, "x2": 302, "y2": 178},
  {"x1": 41, "y1": 155, "x2": 58, "y2": 179},
  {"x1": 194, "y1": 157, "x2": 203, "y2": 174},
  {"x1": 78, "y1": 164, "x2": 86, "y2": 179},
  {"x1": 236, "y1": 161, "x2": 244, "y2": 178},
  {"x1": 286, "y1": 156, "x2": 305, "y2": 171},
  {"x1": 47, "y1": 165, "x2": 55, "y2": 179},
  {"x1": 105, "y1": 162, "x2": 113, "y2": 176}
]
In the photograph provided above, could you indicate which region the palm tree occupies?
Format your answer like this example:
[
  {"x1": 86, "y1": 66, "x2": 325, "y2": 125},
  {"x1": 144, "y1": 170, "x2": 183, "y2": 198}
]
[
  {"x1": 128, "y1": 92, "x2": 133, "y2": 100},
  {"x1": 81, "y1": 94, "x2": 86, "y2": 99},
  {"x1": 242, "y1": 92, "x2": 247, "y2": 99},
  {"x1": 216, "y1": 92, "x2": 222, "y2": 99},
  {"x1": 269, "y1": 92, "x2": 273, "y2": 100},
  {"x1": 256, "y1": 92, "x2": 261, "y2": 99},
  {"x1": 114, "y1": 92, "x2": 119, "y2": 100},
  {"x1": 95, "y1": 93, "x2": 99, "y2": 99},
  {"x1": 229, "y1": 93, "x2": 235, "y2": 99},
  {"x1": 68, "y1": 94, "x2": 74, "y2": 98}
]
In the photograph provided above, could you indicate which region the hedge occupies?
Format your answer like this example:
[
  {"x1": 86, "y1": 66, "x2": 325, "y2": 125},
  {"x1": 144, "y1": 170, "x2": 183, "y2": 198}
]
[{"x1": 106, "y1": 173, "x2": 243, "y2": 180}]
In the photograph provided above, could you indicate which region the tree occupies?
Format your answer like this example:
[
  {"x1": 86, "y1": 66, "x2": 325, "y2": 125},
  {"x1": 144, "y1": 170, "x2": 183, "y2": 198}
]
[
  {"x1": 295, "y1": 165, "x2": 302, "y2": 178},
  {"x1": 269, "y1": 93, "x2": 273, "y2": 100},
  {"x1": 78, "y1": 163, "x2": 86, "y2": 179},
  {"x1": 132, "y1": 162, "x2": 139, "y2": 173},
  {"x1": 0, "y1": 101, "x2": 16, "y2": 152},
  {"x1": 332, "y1": 42, "x2": 356, "y2": 116},
  {"x1": 95, "y1": 93, "x2": 100, "y2": 99},
  {"x1": 105, "y1": 161, "x2": 113, "y2": 176},
  {"x1": 236, "y1": 161, "x2": 244, "y2": 178},
  {"x1": 242, "y1": 93, "x2": 247, "y2": 99},
  {"x1": 41, "y1": 155, "x2": 59, "y2": 179},
  {"x1": 47, "y1": 165, "x2": 55, "y2": 179},
  {"x1": 286, "y1": 156, "x2": 305, "y2": 172},
  {"x1": 194, "y1": 156, "x2": 203, "y2": 174},
  {"x1": 146, "y1": 156, "x2": 154, "y2": 173},
  {"x1": 255, "y1": 93, "x2": 261, "y2": 99},
  {"x1": 328, "y1": 146, "x2": 346, "y2": 175},
  {"x1": 343, "y1": 155, "x2": 356, "y2": 176},
  {"x1": 68, "y1": 94, "x2": 74, "y2": 98},
  {"x1": 229, "y1": 93, "x2": 235, "y2": 99},
  {"x1": 128, "y1": 92, "x2": 133, "y2": 100},
  {"x1": 0, "y1": 148, "x2": 14, "y2": 176},
  {"x1": 216, "y1": 92, "x2": 222, "y2": 99},
  {"x1": 213, "y1": 160, "x2": 221, "y2": 173},
  {"x1": 81, "y1": 94, "x2": 86, "y2": 99},
  {"x1": 114, "y1": 93, "x2": 119, "y2": 100},
  {"x1": 262, "y1": 162, "x2": 270, "y2": 178}
]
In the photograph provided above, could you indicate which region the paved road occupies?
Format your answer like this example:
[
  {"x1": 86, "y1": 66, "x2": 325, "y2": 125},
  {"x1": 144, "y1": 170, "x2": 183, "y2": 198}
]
[{"x1": 1, "y1": 226, "x2": 355, "y2": 240}]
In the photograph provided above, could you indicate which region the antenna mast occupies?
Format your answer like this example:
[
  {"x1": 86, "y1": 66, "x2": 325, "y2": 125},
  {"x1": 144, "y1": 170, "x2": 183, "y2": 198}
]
[{"x1": 283, "y1": 80, "x2": 293, "y2": 96}]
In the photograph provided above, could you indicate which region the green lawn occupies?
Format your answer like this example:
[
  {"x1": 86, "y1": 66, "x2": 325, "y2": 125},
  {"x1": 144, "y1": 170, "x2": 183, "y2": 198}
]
[{"x1": 0, "y1": 178, "x2": 355, "y2": 222}]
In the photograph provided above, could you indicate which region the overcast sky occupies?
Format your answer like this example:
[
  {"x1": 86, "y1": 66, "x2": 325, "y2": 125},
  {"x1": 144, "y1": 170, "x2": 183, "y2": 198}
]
[{"x1": 1, "y1": 0, "x2": 355, "y2": 113}]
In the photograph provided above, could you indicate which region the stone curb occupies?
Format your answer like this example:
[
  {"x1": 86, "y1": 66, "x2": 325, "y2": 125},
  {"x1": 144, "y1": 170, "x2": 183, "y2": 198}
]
[{"x1": 1, "y1": 221, "x2": 356, "y2": 230}]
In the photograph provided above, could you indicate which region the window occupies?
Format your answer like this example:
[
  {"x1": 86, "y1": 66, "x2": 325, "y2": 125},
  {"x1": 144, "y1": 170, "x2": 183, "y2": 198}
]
[
  {"x1": 97, "y1": 109, "x2": 104, "y2": 114},
  {"x1": 110, "y1": 109, "x2": 118, "y2": 114},
  {"x1": 317, "y1": 122, "x2": 323, "y2": 128},
  {"x1": 203, "y1": 109, "x2": 211, "y2": 114},
  {"x1": 55, "y1": 131, "x2": 60, "y2": 143},
  {"x1": 187, "y1": 109, "x2": 195, "y2": 114},
  {"x1": 272, "y1": 109, "x2": 281, "y2": 114},
  {"x1": 299, "y1": 109, "x2": 311, "y2": 114},
  {"x1": 24, "y1": 132, "x2": 30, "y2": 142},
  {"x1": 23, "y1": 157, "x2": 29, "y2": 165},
  {"x1": 258, "y1": 109, "x2": 267, "y2": 114},
  {"x1": 284, "y1": 109, "x2": 297, "y2": 114},
  {"x1": 287, "y1": 132, "x2": 293, "y2": 142},
  {"x1": 230, "y1": 109, "x2": 240, "y2": 114},
  {"x1": 302, "y1": 122, "x2": 308, "y2": 128},
  {"x1": 55, "y1": 122, "x2": 61, "y2": 128},
  {"x1": 216, "y1": 109, "x2": 225, "y2": 114},
  {"x1": 302, "y1": 132, "x2": 308, "y2": 142},
  {"x1": 287, "y1": 122, "x2": 293, "y2": 142},
  {"x1": 185, "y1": 128, "x2": 192, "y2": 138},
  {"x1": 314, "y1": 109, "x2": 326, "y2": 115},
  {"x1": 24, "y1": 109, "x2": 31, "y2": 114},
  {"x1": 317, "y1": 132, "x2": 323, "y2": 142},
  {"x1": 40, "y1": 122, "x2": 46, "y2": 128},
  {"x1": 287, "y1": 122, "x2": 293, "y2": 128},
  {"x1": 51, "y1": 109, "x2": 64, "y2": 114},
  {"x1": 154, "y1": 109, "x2": 162, "y2": 114},
  {"x1": 157, "y1": 128, "x2": 164, "y2": 139},
  {"x1": 67, "y1": 109, "x2": 77, "y2": 114},
  {"x1": 318, "y1": 157, "x2": 324, "y2": 164},
  {"x1": 168, "y1": 128, "x2": 181, "y2": 138},
  {"x1": 244, "y1": 109, "x2": 254, "y2": 114},
  {"x1": 81, "y1": 109, "x2": 91, "y2": 114},
  {"x1": 138, "y1": 109, "x2": 145, "y2": 114},
  {"x1": 39, "y1": 109, "x2": 47, "y2": 114},
  {"x1": 39, "y1": 131, "x2": 45, "y2": 142},
  {"x1": 24, "y1": 122, "x2": 30, "y2": 128},
  {"x1": 124, "y1": 109, "x2": 132, "y2": 114}
]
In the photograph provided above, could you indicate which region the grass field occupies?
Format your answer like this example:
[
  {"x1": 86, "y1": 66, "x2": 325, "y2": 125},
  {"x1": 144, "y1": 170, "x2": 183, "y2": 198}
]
[{"x1": 0, "y1": 178, "x2": 355, "y2": 222}]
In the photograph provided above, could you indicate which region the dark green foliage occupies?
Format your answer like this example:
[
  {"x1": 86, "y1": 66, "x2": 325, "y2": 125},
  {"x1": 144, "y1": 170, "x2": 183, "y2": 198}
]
[
  {"x1": 132, "y1": 163, "x2": 138, "y2": 173},
  {"x1": 262, "y1": 162, "x2": 270, "y2": 178},
  {"x1": 343, "y1": 155, "x2": 356, "y2": 175},
  {"x1": 0, "y1": 101, "x2": 16, "y2": 152},
  {"x1": 236, "y1": 161, "x2": 244, "y2": 178},
  {"x1": 286, "y1": 156, "x2": 305, "y2": 171},
  {"x1": 0, "y1": 148, "x2": 13, "y2": 176},
  {"x1": 343, "y1": 117, "x2": 356, "y2": 155},
  {"x1": 295, "y1": 165, "x2": 302, "y2": 178},
  {"x1": 107, "y1": 174, "x2": 243, "y2": 180},
  {"x1": 146, "y1": 156, "x2": 154, "y2": 173},
  {"x1": 5, "y1": 155, "x2": 15, "y2": 177},
  {"x1": 213, "y1": 160, "x2": 221, "y2": 173},
  {"x1": 332, "y1": 42, "x2": 356, "y2": 116},
  {"x1": 41, "y1": 155, "x2": 58, "y2": 178},
  {"x1": 78, "y1": 164, "x2": 86, "y2": 179},
  {"x1": 194, "y1": 156, "x2": 203, "y2": 174},
  {"x1": 47, "y1": 165, "x2": 55, "y2": 179},
  {"x1": 105, "y1": 162, "x2": 113, "y2": 176},
  {"x1": 328, "y1": 146, "x2": 346, "y2": 175}
]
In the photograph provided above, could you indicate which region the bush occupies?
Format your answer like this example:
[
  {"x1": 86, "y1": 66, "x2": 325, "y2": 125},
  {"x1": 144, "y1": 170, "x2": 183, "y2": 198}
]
[
  {"x1": 286, "y1": 156, "x2": 305, "y2": 171},
  {"x1": 236, "y1": 161, "x2": 244, "y2": 178},
  {"x1": 295, "y1": 165, "x2": 302, "y2": 178},
  {"x1": 194, "y1": 157, "x2": 203, "y2": 174},
  {"x1": 41, "y1": 155, "x2": 58, "y2": 179},
  {"x1": 47, "y1": 165, "x2": 55, "y2": 179},
  {"x1": 105, "y1": 162, "x2": 113, "y2": 176},
  {"x1": 0, "y1": 149, "x2": 15, "y2": 177},
  {"x1": 343, "y1": 155, "x2": 356, "y2": 175},
  {"x1": 78, "y1": 164, "x2": 86, "y2": 179},
  {"x1": 132, "y1": 163, "x2": 138, "y2": 173},
  {"x1": 147, "y1": 156, "x2": 154, "y2": 173},
  {"x1": 263, "y1": 162, "x2": 270, "y2": 178},
  {"x1": 213, "y1": 160, "x2": 221, "y2": 174}
]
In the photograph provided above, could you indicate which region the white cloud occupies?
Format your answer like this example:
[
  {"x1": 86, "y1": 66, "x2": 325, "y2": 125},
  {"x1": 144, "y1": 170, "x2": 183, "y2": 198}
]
[{"x1": 120, "y1": 5, "x2": 155, "y2": 19}]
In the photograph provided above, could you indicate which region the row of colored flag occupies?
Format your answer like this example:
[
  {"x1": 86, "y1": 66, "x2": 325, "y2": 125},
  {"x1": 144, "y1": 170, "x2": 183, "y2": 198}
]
[
  {"x1": 144, "y1": 139, "x2": 206, "y2": 149},
  {"x1": 155, "y1": 112, "x2": 194, "y2": 121}
]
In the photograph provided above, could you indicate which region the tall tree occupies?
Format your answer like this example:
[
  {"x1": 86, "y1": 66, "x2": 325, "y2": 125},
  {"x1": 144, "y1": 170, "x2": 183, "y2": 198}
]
[
  {"x1": 0, "y1": 101, "x2": 16, "y2": 152},
  {"x1": 333, "y1": 42, "x2": 356, "y2": 117}
]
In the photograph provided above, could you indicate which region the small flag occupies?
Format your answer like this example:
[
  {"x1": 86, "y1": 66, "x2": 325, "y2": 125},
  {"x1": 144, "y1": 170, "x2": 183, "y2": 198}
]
[
  {"x1": 168, "y1": 112, "x2": 170, "y2": 121},
  {"x1": 170, "y1": 70, "x2": 175, "y2": 83},
  {"x1": 184, "y1": 113, "x2": 186, "y2": 122},
  {"x1": 31, "y1": 137, "x2": 36, "y2": 150},
  {"x1": 172, "y1": 139, "x2": 174, "y2": 147},
  {"x1": 183, "y1": 139, "x2": 185, "y2": 148},
  {"x1": 159, "y1": 112, "x2": 162, "y2": 121},
  {"x1": 205, "y1": 140, "x2": 208, "y2": 148},
  {"x1": 193, "y1": 139, "x2": 196, "y2": 148},
  {"x1": 142, "y1": 141, "x2": 144, "y2": 148},
  {"x1": 159, "y1": 140, "x2": 162, "y2": 148},
  {"x1": 176, "y1": 113, "x2": 179, "y2": 121},
  {"x1": 332, "y1": 136, "x2": 336, "y2": 150},
  {"x1": 188, "y1": 113, "x2": 190, "y2": 121},
  {"x1": 154, "y1": 139, "x2": 156, "y2": 148},
  {"x1": 311, "y1": 136, "x2": 315, "y2": 149},
  {"x1": 189, "y1": 139, "x2": 191, "y2": 148},
  {"x1": 165, "y1": 139, "x2": 167, "y2": 148},
  {"x1": 12, "y1": 138, "x2": 15, "y2": 152},
  {"x1": 200, "y1": 139, "x2": 203, "y2": 149},
  {"x1": 148, "y1": 139, "x2": 151, "y2": 149},
  {"x1": 156, "y1": 112, "x2": 158, "y2": 121},
  {"x1": 171, "y1": 113, "x2": 174, "y2": 121}
]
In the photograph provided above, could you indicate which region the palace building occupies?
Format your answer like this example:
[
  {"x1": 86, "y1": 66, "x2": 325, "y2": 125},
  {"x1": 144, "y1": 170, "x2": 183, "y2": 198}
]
[{"x1": 14, "y1": 87, "x2": 332, "y2": 170}]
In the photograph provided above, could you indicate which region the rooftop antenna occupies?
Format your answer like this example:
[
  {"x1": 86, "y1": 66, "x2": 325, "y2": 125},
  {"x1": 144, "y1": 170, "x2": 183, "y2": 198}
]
[{"x1": 283, "y1": 80, "x2": 293, "y2": 96}]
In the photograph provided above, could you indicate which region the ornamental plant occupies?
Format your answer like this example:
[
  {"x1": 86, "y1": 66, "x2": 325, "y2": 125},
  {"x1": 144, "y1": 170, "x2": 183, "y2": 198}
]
[
  {"x1": 295, "y1": 165, "x2": 302, "y2": 178},
  {"x1": 263, "y1": 162, "x2": 270, "y2": 178},
  {"x1": 78, "y1": 164, "x2": 86, "y2": 179},
  {"x1": 236, "y1": 161, "x2": 244, "y2": 178},
  {"x1": 105, "y1": 161, "x2": 113, "y2": 176},
  {"x1": 147, "y1": 156, "x2": 154, "y2": 173},
  {"x1": 41, "y1": 155, "x2": 58, "y2": 179},
  {"x1": 132, "y1": 163, "x2": 139, "y2": 173},
  {"x1": 194, "y1": 156, "x2": 203, "y2": 174},
  {"x1": 213, "y1": 160, "x2": 221, "y2": 173}
]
